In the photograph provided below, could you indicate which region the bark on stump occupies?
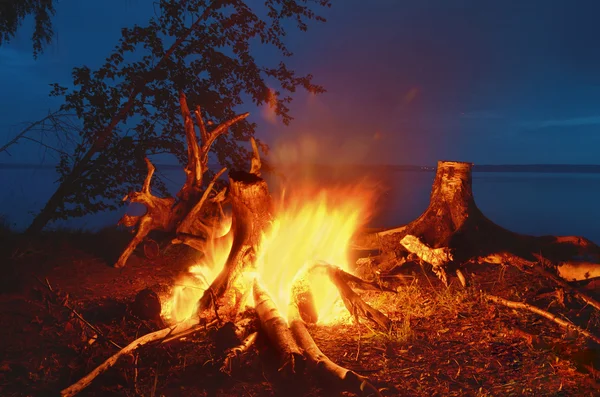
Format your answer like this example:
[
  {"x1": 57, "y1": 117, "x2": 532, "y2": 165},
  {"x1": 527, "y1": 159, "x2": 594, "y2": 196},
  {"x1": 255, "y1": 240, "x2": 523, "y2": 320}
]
[{"x1": 354, "y1": 161, "x2": 600, "y2": 284}]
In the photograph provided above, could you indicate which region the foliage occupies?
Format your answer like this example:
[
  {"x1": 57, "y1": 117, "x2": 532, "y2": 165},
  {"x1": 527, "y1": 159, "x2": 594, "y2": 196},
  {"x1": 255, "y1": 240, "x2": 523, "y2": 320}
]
[
  {"x1": 32, "y1": 0, "x2": 330, "y2": 225},
  {"x1": 0, "y1": 0, "x2": 55, "y2": 58}
]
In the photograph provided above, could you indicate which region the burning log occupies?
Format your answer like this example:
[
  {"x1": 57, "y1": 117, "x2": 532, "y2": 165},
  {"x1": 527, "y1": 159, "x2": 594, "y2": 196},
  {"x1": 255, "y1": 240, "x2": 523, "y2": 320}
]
[
  {"x1": 197, "y1": 156, "x2": 273, "y2": 311},
  {"x1": 309, "y1": 262, "x2": 392, "y2": 331},
  {"x1": 354, "y1": 161, "x2": 600, "y2": 287},
  {"x1": 253, "y1": 279, "x2": 305, "y2": 377},
  {"x1": 114, "y1": 91, "x2": 248, "y2": 268}
]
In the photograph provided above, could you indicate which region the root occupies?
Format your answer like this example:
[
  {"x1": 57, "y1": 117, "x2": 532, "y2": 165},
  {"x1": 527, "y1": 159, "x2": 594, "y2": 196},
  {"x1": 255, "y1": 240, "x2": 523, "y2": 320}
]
[{"x1": 477, "y1": 252, "x2": 600, "y2": 313}]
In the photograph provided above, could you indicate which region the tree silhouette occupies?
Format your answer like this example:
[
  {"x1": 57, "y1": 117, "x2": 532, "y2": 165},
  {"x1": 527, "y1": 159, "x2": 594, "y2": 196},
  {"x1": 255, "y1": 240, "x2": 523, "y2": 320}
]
[
  {"x1": 26, "y1": 0, "x2": 331, "y2": 232},
  {"x1": 0, "y1": 0, "x2": 56, "y2": 58}
]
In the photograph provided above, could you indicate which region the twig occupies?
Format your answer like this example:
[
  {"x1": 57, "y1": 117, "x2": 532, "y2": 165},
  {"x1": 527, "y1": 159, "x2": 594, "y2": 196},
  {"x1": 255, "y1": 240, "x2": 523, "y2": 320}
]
[
  {"x1": 484, "y1": 293, "x2": 600, "y2": 345},
  {"x1": 355, "y1": 318, "x2": 361, "y2": 362},
  {"x1": 34, "y1": 277, "x2": 122, "y2": 350},
  {"x1": 0, "y1": 110, "x2": 74, "y2": 154},
  {"x1": 60, "y1": 317, "x2": 201, "y2": 397},
  {"x1": 220, "y1": 332, "x2": 258, "y2": 375},
  {"x1": 209, "y1": 288, "x2": 222, "y2": 324},
  {"x1": 531, "y1": 264, "x2": 600, "y2": 313}
]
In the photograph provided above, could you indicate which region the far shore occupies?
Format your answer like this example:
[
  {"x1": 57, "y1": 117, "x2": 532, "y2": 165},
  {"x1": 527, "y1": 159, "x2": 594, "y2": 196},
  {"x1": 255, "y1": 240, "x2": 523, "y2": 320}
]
[{"x1": 2, "y1": 162, "x2": 600, "y2": 174}]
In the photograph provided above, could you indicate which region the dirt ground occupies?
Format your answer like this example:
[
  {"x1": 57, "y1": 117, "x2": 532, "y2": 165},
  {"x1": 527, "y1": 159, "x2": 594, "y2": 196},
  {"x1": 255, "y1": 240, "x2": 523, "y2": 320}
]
[{"x1": 0, "y1": 228, "x2": 599, "y2": 397}]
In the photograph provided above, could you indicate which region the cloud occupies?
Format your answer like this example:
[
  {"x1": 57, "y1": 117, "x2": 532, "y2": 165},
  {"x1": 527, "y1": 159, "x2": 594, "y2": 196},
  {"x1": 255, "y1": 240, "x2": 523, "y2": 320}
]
[{"x1": 521, "y1": 116, "x2": 600, "y2": 130}]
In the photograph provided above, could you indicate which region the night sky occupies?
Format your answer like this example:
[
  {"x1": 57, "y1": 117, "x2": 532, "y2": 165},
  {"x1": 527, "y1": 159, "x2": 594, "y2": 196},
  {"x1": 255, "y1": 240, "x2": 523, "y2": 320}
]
[{"x1": 1, "y1": 0, "x2": 600, "y2": 166}]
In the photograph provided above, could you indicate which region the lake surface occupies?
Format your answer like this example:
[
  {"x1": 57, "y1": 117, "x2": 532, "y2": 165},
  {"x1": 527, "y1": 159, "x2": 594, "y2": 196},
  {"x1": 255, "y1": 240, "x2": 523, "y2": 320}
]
[{"x1": 1, "y1": 167, "x2": 599, "y2": 244}]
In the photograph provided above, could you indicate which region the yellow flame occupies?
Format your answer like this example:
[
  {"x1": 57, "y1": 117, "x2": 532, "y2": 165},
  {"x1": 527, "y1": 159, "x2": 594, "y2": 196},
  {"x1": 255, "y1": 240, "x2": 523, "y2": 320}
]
[
  {"x1": 162, "y1": 182, "x2": 373, "y2": 326},
  {"x1": 161, "y1": 216, "x2": 233, "y2": 324},
  {"x1": 256, "y1": 185, "x2": 372, "y2": 323}
]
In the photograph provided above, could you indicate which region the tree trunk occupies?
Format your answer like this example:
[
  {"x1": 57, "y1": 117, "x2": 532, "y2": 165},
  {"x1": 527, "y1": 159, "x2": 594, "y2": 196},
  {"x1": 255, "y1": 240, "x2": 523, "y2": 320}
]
[
  {"x1": 25, "y1": 4, "x2": 222, "y2": 234},
  {"x1": 354, "y1": 161, "x2": 600, "y2": 284},
  {"x1": 198, "y1": 169, "x2": 273, "y2": 312}
]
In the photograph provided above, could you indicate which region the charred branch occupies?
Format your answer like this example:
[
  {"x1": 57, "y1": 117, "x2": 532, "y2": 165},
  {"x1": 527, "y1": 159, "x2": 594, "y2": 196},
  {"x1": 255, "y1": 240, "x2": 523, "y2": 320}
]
[{"x1": 310, "y1": 262, "x2": 392, "y2": 331}]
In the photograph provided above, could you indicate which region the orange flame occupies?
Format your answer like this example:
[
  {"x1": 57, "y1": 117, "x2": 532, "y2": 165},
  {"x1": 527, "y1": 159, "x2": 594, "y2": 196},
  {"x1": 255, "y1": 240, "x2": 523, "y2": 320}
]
[
  {"x1": 256, "y1": 185, "x2": 372, "y2": 323},
  {"x1": 161, "y1": 216, "x2": 233, "y2": 323},
  {"x1": 162, "y1": 181, "x2": 373, "y2": 325}
]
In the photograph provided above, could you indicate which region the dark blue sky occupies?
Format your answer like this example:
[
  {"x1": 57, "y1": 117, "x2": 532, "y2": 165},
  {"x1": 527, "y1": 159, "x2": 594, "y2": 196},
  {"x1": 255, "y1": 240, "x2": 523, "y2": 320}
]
[{"x1": 1, "y1": 0, "x2": 600, "y2": 165}]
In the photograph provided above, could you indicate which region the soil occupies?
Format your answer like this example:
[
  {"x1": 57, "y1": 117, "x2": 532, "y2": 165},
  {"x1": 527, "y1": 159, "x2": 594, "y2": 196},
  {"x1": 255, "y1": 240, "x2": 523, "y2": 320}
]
[{"x1": 0, "y1": 228, "x2": 599, "y2": 397}]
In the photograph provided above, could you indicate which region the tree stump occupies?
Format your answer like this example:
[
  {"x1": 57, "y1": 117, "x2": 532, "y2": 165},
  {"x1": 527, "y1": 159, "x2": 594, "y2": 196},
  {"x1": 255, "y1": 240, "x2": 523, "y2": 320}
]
[
  {"x1": 197, "y1": 169, "x2": 273, "y2": 312},
  {"x1": 354, "y1": 161, "x2": 600, "y2": 284}
]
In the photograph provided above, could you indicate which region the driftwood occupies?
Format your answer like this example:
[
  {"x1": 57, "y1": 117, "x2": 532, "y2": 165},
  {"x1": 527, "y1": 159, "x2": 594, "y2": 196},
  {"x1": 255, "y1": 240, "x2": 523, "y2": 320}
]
[
  {"x1": 114, "y1": 91, "x2": 248, "y2": 268},
  {"x1": 353, "y1": 161, "x2": 600, "y2": 286}
]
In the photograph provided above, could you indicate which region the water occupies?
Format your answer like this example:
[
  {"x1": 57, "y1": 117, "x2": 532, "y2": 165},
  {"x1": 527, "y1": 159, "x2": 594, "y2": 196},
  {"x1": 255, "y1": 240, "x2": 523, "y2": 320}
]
[{"x1": 1, "y1": 167, "x2": 599, "y2": 244}]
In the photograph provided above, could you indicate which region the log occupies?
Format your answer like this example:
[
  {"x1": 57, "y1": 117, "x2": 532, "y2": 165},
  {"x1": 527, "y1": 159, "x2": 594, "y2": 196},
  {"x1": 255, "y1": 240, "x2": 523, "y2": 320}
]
[
  {"x1": 309, "y1": 262, "x2": 392, "y2": 331},
  {"x1": 354, "y1": 160, "x2": 600, "y2": 284},
  {"x1": 114, "y1": 91, "x2": 248, "y2": 268},
  {"x1": 288, "y1": 298, "x2": 382, "y2": 396},
  {"x1": 253, "y1": 280, "x2": 305, "y2": 376},
  {"x1": 197, "y1": 167, "x2": 273, "y2": 312}
]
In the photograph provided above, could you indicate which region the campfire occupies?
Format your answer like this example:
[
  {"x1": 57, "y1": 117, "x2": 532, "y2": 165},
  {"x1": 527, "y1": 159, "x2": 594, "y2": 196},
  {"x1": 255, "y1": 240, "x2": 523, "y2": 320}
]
[{"x1": 59, "y1": 92, "x2": 600, "y2": 397}]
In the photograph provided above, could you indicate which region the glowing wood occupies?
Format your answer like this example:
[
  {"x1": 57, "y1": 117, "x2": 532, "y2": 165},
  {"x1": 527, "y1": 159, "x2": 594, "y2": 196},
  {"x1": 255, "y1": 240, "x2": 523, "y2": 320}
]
[{"x1": 253, "y1": 280, "x2": 305, "y2": 377}]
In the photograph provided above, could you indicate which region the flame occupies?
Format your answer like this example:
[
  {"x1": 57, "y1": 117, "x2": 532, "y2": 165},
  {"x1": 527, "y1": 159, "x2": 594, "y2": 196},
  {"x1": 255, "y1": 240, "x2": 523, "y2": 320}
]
[
  {"x1": 162, "y1": 181, "x2": 373, "y2": 326},
  {"x1": 256, "y1": 185, "x2": 372, "y2": 323},
  {"x1": 161, "y1": 216, "x2": 233, "y2": 323}
]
